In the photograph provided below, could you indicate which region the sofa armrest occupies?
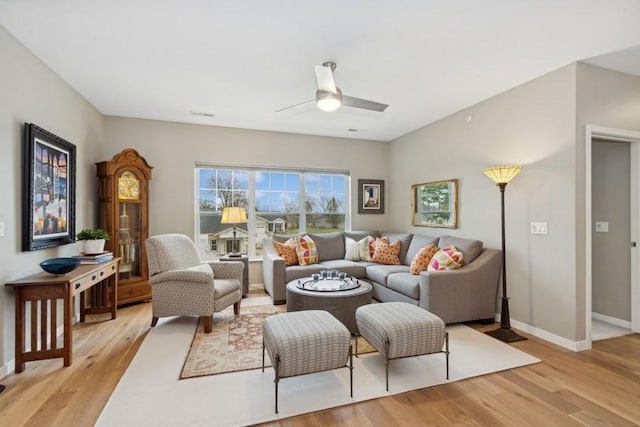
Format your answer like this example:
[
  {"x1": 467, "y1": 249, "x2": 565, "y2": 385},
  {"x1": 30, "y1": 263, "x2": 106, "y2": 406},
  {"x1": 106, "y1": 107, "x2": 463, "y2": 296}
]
[
  {"x1": 262, "y1": 238, "x2": 287, "y2": 304},
  {"x1": 417, "y1": 248, "x2": 501, "y2": 323}
]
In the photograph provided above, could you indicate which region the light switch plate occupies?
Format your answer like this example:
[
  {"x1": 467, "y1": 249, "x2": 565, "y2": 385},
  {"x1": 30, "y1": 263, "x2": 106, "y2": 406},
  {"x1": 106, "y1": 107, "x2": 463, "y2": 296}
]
[
  {"x1": 0, "y1": 221, "x2": 4, "y2": 237},
  {"x1": 595, "y1": 221, "x2": 609, "y2": 232},
  {"x1": 530, "y1": 222, "x2": 548, "y2": 235}
]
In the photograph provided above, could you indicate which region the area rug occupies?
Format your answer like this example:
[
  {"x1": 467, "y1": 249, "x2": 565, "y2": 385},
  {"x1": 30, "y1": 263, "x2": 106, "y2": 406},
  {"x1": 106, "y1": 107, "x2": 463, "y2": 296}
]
[
  {"x1": 97, "y1": 315, "x2": 540, "y2": 427},
  {"x1": 181, "y1": 304, "x2": 374, "y2": 379}
]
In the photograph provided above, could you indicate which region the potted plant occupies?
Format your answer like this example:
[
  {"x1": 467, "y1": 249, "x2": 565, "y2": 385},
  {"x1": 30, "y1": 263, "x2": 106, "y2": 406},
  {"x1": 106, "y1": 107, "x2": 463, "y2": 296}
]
[{"x1": 76, "y1": 229, "x2": 110, "y2": 254}]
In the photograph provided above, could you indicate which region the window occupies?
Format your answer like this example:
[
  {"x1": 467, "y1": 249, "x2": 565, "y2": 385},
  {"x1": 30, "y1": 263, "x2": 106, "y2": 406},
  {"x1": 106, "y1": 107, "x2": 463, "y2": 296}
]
[{"x1": 196, "y1": 167, "x2": 349, "y2": 259}]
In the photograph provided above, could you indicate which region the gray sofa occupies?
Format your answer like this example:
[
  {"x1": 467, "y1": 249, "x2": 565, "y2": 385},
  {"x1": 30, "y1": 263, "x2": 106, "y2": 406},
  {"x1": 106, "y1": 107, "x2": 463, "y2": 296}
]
[{"x1": 262, "y1": 231, "x2": 502, "y2": 324}]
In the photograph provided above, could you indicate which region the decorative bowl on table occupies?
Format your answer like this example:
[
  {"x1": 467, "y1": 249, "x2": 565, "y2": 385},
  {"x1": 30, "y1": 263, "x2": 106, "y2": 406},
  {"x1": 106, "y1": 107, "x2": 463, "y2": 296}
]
[{"x1": 39, "y1": 257, "x2": 81, "y2": 275}]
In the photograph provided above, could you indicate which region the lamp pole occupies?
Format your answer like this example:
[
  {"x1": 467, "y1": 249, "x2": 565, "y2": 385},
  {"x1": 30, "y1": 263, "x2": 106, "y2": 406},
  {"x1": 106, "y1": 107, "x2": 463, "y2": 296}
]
[{"x1": 485, "y1": 181, "x2": 526, "y2": 343}]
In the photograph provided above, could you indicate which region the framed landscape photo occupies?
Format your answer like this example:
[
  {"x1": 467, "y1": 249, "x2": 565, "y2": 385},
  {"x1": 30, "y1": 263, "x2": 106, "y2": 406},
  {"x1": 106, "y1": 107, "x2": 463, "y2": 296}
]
[
  {"x1": 23, "y1": 123, "x2": 76, "y2": 251},
  {"x1": 358, "y1": 179, "x2": 384, "y2": 214}
]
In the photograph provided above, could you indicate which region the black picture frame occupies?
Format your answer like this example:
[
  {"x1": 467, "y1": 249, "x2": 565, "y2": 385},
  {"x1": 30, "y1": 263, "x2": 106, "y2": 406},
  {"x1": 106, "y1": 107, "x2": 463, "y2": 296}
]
[
  {"x1": 22, "y1": 123, "x2": 76, "y2": 251},
  {"x1": 358, "y1": 179, "x2": 385, "y2": 214}
]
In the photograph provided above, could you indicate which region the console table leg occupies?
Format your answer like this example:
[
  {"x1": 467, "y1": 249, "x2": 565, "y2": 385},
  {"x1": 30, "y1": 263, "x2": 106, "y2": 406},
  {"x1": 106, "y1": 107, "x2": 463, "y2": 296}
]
[{"x1": 63, "y1": 288, "x2": 73, "y2": 367}]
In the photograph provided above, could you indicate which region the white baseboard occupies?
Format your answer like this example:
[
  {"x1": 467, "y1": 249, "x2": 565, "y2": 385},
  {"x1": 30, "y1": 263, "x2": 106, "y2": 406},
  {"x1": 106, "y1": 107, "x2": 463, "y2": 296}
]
[
  {"x1": 592, "y1": 312, "x2": 632, "y2": 329},
  {"x1": 496, "y1": 313, "x2": 590, "y2": 352}
]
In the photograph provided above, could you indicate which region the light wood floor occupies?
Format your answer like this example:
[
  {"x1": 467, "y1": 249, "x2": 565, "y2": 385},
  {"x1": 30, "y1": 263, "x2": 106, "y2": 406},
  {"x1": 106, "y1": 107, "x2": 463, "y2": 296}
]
[{"x1": 0, "y1": 294, "x2": 639, "y2": 427}]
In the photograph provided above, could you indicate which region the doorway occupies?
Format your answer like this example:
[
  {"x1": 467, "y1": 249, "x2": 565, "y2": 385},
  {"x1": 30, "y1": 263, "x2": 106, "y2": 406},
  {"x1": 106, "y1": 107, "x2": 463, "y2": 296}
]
[{"x1": 585, "y1": 125, "x2": 640, "y2": 348}]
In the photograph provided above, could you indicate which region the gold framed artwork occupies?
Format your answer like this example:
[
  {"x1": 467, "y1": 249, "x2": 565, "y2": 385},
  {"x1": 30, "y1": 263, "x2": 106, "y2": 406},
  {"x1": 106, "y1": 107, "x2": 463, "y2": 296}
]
[{"x1": 411, "y1": 179, "x2": 458, "y2": 228}]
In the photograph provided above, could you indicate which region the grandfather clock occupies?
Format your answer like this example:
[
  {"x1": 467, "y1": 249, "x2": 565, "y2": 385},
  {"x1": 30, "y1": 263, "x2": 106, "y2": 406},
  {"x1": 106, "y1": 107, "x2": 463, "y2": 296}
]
[{"x1": 96, "y1": 149, "x2": 153, "y2": 306}]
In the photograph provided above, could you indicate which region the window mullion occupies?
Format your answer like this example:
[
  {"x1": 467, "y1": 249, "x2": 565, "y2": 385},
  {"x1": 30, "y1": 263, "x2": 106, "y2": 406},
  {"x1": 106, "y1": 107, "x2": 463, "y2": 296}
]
[
  {"x1": 248, "y1": 171, "x2": 256, "y2": 257},
  {"x1": 299, "y1": 174, "x2": 306, "y2": 233}
]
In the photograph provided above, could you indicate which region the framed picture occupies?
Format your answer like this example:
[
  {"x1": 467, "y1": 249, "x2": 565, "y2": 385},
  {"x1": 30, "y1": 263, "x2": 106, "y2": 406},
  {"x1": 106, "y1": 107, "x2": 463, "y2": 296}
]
[
  {"x1": 411, "y1": 179, "x2": 458, "y2": 228},
  {"x1": 22, "y1": 123, "x2": 76, "y2": 251},
  {"x1": 358, "y1": 179, "x2": 384, "y2": 214}
]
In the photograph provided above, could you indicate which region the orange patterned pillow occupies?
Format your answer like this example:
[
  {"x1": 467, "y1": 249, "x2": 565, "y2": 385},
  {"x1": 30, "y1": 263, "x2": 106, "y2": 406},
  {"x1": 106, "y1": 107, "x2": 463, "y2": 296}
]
[
  {"x1": 410, "y1": 244, "x2": 438, "y2": 274},
  {"x1": 294, "y1": 234, "x2": 318, "y2": 265},
  {"x1": 274, "y1": 238, "x2": 298, "y2": 266},
  {"x1": 371, "y1": 237, "x2": 401, "y2": 265}
]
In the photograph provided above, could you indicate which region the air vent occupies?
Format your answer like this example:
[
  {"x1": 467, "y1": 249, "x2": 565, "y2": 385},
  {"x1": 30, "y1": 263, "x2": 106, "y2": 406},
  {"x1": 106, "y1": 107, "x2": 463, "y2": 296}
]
[{"x1": 190, "y1": 111, "x2": 215, "y2": 117}]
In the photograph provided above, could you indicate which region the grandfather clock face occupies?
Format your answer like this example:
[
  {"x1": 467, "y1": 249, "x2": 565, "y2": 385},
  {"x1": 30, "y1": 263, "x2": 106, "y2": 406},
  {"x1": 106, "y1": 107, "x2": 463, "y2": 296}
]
[{"x1": 118, "y1": 171, "x2": 140, "y2": 200}]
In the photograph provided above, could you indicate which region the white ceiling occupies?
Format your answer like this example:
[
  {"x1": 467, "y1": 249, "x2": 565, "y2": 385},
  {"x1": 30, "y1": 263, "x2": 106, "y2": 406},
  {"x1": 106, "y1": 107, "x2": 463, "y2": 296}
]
[{"x1": 1, "y1": 0, "x2": 640, "y2": 142}]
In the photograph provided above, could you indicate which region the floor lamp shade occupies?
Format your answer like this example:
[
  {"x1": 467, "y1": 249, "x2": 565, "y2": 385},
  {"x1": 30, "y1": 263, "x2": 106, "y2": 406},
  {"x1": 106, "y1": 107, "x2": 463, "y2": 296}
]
[
  {"x1": 483, "y1": 164, "x2": 526, "y2": 343},
  {"x1": 483, "y1": 165, "x2": 522, "y2": 184},
  {"x1": 221, "y1": 207, "x2": 247, "y2": 256}
]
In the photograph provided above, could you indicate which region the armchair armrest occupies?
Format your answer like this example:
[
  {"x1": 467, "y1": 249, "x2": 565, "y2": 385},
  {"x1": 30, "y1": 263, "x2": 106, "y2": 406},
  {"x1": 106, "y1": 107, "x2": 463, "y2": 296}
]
[
  {"x1": 206, "y1": 261, "x2": 244, "y2": 281},
  {"x1": 150, "y1": 263, "x2": 213, "y2": 285}
]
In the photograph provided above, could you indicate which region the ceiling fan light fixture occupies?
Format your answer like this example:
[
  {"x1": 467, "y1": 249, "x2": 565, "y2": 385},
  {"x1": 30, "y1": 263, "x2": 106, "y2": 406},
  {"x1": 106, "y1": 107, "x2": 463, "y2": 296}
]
[{"x1": 316, "y1": 88, "x2": 343, "y2": 112}]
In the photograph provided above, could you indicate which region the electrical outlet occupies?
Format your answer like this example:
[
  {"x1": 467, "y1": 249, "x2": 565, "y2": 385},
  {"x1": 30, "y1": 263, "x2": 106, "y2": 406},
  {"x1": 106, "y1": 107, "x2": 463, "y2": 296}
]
[
  {"x1": 595, "y1": 221, "x2": 609, "y2": 232},
  {"x1": 530, "y1": 222, "x2": 548, "y2": 235}
]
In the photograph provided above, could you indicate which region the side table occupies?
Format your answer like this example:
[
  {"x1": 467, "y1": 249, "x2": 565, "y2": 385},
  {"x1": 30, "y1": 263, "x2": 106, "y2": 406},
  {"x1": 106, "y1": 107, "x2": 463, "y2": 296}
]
[
  {"x1": 5, "y1": 258, "x2": 120, "y2": 372},
  {"x1": 220, "y1": 255, "x2": 249, "y2": 296}
]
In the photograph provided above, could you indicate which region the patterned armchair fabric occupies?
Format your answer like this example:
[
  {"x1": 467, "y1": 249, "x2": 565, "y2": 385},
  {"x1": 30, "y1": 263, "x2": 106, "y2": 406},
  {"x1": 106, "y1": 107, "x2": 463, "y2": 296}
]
[{"x1": 145, "y1": 233, "x2": 243, "y2": 332}]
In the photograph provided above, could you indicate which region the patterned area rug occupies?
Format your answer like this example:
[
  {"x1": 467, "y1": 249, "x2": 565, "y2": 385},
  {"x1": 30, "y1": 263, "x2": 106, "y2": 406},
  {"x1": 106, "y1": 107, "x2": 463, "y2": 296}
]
[{"x1": 180, "y1": 304, "x2": 374, "y2": 379}]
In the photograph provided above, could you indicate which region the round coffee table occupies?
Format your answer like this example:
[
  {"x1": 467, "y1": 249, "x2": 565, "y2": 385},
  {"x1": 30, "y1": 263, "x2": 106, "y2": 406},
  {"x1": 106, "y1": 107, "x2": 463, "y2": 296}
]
[{"x1": 286, "y1": 276, "x2": 373, "y2": 334}]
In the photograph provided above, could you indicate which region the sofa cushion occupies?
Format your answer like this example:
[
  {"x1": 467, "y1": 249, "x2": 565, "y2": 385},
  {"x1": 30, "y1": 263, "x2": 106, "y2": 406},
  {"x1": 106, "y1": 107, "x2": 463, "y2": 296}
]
[
  {"x1": 366, "y1": 264, "x2": 410, "y2": 286},
  {"x1": 344, "y1": 230, "x2": 379, "y2": 241},
  {"x1": 285, "y1": 264, "x2": 325, "y2": 283},
  {"x1": 404, "y1": 234, "x2": 440, "y2": 265},
  {"x1": 438, "y1": 235, "x2": 483, "y2": 265},
  {"x1": 381, "y1": 232, "x2": 413, "y2": 264},
  {"x1": 309, "y1": 232, "x2": 345, "y2": 262},
  {"x1": 428, "y1": 245, "x2": 463, "y2": 271},
  {"x1": 386, "y1": 272, "x2": 420, "y2": 299},
  {"x1": 319, "y1": 260, "x2": 367, "y2": 278},
  {"x1": 410, "y1": 244, "x2": 438, "y2": 275},
  {"x1": 345, "y1": 236, "x2": 375, "y2": 261},
  {"x1": 294, "y1": 235, "x2": 318, "y2": 265},
  {"x1": 371, "y1": 237, "x2": 401, "y2": 265},
  {"x1": 274, "y1": 239, "x2": 298, "y2": 266}
]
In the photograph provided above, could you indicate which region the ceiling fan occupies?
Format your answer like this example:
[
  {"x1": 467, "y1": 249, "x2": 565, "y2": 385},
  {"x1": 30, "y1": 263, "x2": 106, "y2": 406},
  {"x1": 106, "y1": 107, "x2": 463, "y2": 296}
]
[{"x1": 276, "y1": 62, "x2": 388, "y2": 113}]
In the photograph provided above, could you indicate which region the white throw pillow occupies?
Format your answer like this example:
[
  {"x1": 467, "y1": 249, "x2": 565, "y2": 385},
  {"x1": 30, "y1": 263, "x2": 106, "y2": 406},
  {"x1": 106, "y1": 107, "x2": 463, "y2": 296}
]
[{"x1": 345, "y1": 236, "x2": 373, "y2": 261}]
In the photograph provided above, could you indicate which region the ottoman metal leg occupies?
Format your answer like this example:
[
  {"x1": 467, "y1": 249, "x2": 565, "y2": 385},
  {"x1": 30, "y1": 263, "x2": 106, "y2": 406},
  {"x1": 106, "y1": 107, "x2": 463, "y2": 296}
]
[
  {"x1": 445, "y1": 332, "x2": 450, "y2": 380},
  {"x1": 348, "y1": 344, "x2": 354, "y2": 398},
  {"x1": 384, "y1": 339, "x2": 390, "y2": 392},
  {"x1": 274, "y1": 355, "x2": 280, "y2": 414}
]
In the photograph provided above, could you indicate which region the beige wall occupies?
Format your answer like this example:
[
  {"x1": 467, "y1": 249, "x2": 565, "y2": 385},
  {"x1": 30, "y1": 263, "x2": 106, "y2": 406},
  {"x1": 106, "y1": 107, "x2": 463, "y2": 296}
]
[
  {"x1": 0, "y1": 26, "x2": 105, "y2": 375},
  {"x1": 389, "y1": 64, "x2": 579, "y2": 340},
  {"x1": 103, "y1": 117, "x2": 391, "y2": 238},
  {"x1": 575, "y1": 62, "x2": 640, "y2": 339}
]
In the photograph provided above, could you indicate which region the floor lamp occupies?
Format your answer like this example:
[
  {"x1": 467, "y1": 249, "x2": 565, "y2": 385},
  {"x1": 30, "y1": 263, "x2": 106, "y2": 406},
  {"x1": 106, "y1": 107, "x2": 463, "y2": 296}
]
[
  {"x1": 483, "y1": 165, "x2": 527, "y2": 343},
  {"x1": 221, "y1": 206, "x2": 247, "y2": 257}
]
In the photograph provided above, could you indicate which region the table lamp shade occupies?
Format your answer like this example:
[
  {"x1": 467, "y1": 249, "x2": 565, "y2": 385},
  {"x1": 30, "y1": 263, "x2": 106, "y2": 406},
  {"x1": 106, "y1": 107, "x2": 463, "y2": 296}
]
[
  {"x1": 221, "y1": 207, "x2": 247, "y2": 224},
  {"x1": 483, "y1": 165, "x2": 522, "y2": 184}
]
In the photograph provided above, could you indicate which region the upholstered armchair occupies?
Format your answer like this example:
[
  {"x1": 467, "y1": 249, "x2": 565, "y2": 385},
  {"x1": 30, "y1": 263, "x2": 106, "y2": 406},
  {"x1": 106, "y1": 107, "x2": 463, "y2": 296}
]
[{"x1": 145, "y1": 233, "x2": 243, "y2": 333}]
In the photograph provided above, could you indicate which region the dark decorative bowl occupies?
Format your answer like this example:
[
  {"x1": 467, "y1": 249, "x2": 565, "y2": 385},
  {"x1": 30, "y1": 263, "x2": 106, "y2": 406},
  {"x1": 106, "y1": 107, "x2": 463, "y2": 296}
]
[{"x1": 39, "y1": 257, "x2": 81, "y2": 275}]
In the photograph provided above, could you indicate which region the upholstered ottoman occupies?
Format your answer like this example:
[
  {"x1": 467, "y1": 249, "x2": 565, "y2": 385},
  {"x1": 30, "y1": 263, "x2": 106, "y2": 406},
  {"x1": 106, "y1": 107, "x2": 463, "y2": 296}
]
[
  {"x1": 262, "y1": 310, "x2": 353, "y2": 413},
  {"x1": 355, "y1": 302, "x2": 449, "y2": 391}
]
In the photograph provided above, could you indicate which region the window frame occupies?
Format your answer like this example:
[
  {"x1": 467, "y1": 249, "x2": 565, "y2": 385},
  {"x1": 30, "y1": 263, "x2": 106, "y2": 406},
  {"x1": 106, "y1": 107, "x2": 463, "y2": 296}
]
[{"x1": 195, "y1": 164, "x2": 350, "y2": 260}]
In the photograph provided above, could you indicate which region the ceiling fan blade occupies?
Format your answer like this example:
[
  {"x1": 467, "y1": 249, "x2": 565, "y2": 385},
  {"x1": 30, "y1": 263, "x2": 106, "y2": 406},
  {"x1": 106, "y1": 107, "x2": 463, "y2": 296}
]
[
  {"x1": 275, "y1": 99, "x2": 314, "y2": 113},
  {"x1": 342, "y1": 95, "x2": 388, "y2": 112},
  {"x1": 314, "y1": 65, "x2": 337, "y2": 94}
]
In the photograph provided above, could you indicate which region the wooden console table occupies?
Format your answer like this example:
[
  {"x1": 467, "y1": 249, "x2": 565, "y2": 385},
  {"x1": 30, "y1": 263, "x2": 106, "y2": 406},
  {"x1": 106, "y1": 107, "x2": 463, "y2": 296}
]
[{"x1": 5, "y1": 258, "x2": 120, "y2": 373}]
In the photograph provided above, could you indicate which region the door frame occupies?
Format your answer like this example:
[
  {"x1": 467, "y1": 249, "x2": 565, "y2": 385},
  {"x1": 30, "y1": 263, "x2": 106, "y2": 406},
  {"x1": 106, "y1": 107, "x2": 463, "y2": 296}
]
[{"x1": 585, "y1": 125, "x2": 640, "y2": 349}]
